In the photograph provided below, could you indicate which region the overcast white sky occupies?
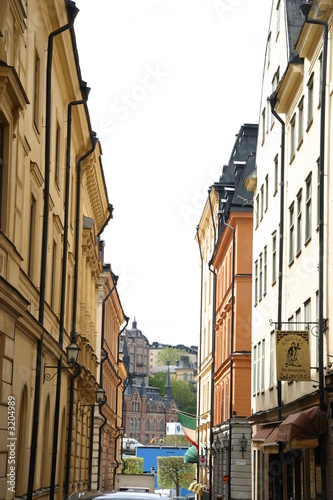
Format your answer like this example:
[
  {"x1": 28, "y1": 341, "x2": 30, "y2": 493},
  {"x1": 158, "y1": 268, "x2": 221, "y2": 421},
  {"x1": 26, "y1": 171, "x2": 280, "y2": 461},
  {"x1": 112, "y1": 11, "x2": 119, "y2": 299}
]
[{"x1": 74, "y1": 0, "x2": 272, "y2": 347}]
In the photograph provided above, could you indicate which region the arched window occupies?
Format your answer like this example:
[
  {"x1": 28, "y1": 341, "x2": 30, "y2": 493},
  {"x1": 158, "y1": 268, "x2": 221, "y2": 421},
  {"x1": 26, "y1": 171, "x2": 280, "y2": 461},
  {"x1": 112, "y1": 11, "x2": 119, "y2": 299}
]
[
  {"x1": 152, "y1": 419, "x2": 157, "y2": 432},
  {"x1": 130, "y1": 417, "x2": 133, "y2": 431},
  {"x1": 138, "y1": 418, "x2": 141, "y2": 431},
  {"x1": 145, "y1": 418, "x2": 149, "y2": 431},
  {"x1": 160, "y1": 419, "x2": 164, "y2": 431},
  {"x1": 184, "y1": 373, "x2": 188, "y2": 381}
]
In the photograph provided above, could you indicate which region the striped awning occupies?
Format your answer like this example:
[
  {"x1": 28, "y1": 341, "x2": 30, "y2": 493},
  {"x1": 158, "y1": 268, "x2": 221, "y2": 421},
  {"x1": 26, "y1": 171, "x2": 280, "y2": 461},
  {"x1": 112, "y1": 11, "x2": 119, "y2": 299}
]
[
  {"x1": 184, "y1": 445, "x2": 198, "y2": 464},
  {"x1": 188, "y1": 482, "x2": 204, "y2": 495}
]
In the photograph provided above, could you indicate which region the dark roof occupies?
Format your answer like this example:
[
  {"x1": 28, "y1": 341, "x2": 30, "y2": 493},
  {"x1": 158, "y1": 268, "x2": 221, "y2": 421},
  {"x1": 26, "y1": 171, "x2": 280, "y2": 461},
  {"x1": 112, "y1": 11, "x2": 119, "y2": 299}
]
[{"x1": 285, "y1": 0, "x2": 304, "y2": 62}]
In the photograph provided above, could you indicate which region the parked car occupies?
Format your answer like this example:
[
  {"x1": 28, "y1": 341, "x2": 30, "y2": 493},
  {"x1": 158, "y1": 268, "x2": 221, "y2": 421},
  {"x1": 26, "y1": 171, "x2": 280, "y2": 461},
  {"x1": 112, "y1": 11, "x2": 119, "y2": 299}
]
[
  {"x1": 69, "y1": 492, "x2": 163, "y2": 500},
  {"x1": 122, "y1": 437, "x2": 143, "y2": 451}
]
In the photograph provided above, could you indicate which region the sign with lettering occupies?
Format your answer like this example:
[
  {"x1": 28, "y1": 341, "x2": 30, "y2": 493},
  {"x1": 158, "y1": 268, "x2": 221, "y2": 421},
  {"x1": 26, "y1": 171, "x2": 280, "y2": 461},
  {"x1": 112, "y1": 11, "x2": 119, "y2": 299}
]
[{"x1": 276, "y1": 330, "x2": 310, "y2": 381}]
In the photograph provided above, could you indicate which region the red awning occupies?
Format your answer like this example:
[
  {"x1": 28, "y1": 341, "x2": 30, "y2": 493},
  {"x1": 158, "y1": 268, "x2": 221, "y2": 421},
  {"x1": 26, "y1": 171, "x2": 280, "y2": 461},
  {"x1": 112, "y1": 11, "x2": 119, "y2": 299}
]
[
  {"x1": 277, "y1": 406, "x2": 327, "y2": 443},
  {"x1": 252, "y1": 424, "x2": 278, "y2": 442}
]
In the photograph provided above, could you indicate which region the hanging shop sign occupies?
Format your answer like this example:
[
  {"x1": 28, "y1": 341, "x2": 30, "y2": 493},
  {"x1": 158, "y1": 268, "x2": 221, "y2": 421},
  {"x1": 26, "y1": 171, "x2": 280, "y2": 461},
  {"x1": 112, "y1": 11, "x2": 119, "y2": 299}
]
[{"x1": 276, "y1": 330, "x2": 310, "y2": 381}]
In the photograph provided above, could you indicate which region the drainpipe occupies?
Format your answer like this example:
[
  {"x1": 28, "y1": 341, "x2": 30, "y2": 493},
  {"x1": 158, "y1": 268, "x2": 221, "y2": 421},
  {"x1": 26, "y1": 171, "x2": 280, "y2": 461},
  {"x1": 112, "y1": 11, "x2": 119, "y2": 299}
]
[
  {"x1": 27, "y1": 3, "x2": 79, "y2": 498},
  {"x1": 60, "y1": 82, "x2": 90, "y2": 348},
  {"x1": 223, "y1": 220, "x2": 235, "y2": 500},
  {"x1": 299, "y1": 4, "x2": 328, "y2": 499},
  {"x1": 269, "y1": 93, "x2": 285, "y2": 424},
  {"x1": 64, "y1": 362, "x2": 82, "y2": 499},
  {"x1": 97, "y1": 282, "x2": 117, "y2": 489},
  {"x1": 196, "y1": 225, "x2": 203, "y2": 484},
  {"x1": 49, "y1": 82, "x2": 90, "y2": 500},
  {"x1": 88, "y1": 403, "x2": 95, "y2": 491},
  {"x1": 64, "y1": 133, "x2": 98, "y2": 497},
  {"x1": 71, "y1": 132, "x2": 98, "y2": 340},
  {"x1": 208, "y1": 190, "x2": 216, "y2": 500}
]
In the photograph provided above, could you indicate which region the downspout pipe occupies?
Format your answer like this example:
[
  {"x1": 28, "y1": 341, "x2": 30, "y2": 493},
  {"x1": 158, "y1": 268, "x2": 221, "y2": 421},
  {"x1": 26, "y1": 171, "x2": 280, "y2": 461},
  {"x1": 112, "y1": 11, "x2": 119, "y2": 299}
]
[
  {"x1": 223, "y1": 220, "x2": 235, "y2": 500},
  {"x1": 88, "y1": 403, "x2": 95, "y2": 491},
  {"x1": 97, "y1": 282, "x2": 118, "y2": 489},
  {"x1": 208, "y1": 192, "x2": 216, "y2": 500},
  {"x1": 71, "y1": 132, "x2": 98, "y2": 340},
  {"x1": 49, "y1": 82, "x2": 90, "y2": 500},
  {"x1": 196, "y1": 225, "x2": 203, "y2": 484},
  {"x1": 27, "y1": 4, "x2": 79, "y2": 499},
  {"x1": 300, "y1": 5, "x2": 328, "y2": 499},
  {"x1": 64, "y1": 362, "x2": 82, "y2": 499},
  {"x1": 269, "y1": 92, "x2": 285, "y2": 424},
  {"x1": 59, "y1": 82, "x2": 90, "y2": 348}
]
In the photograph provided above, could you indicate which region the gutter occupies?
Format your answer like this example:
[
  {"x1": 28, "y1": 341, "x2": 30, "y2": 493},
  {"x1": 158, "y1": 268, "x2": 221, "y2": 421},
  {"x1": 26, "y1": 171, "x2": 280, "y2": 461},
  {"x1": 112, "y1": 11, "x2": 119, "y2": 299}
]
[{"x1": 27, "y1": 3, "x2": 79, "y2": 498}]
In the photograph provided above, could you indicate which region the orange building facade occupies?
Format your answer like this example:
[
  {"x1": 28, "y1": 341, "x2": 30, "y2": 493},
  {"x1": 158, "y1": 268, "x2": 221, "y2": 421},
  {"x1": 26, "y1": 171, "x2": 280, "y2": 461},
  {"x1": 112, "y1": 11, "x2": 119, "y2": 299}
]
[{"x1": 210, "y1": 124, "x2": 257, "y2": 500}]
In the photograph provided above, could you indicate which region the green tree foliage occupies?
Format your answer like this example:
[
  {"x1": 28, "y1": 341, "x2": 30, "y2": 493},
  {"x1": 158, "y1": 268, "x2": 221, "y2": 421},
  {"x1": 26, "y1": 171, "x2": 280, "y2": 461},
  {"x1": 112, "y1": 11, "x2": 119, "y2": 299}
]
[
  {"x1": 149, "y1": 374, "x2": 197, "y2": 415},
  {"x1": 123, "y1": 457, "x2": 144, "y2": 474},
  {"x1": 157, "y1": 347, "x2": 182, "y2": 366},
  {"x1": 171, "y1": 379, "x2": 197, "y2": 415},
  {"x1": 149, "y1": 371, "x2": 167, "y2": 396},
  {"x1": 157, "y1": 456, "x2": 194, "y2": 496}
]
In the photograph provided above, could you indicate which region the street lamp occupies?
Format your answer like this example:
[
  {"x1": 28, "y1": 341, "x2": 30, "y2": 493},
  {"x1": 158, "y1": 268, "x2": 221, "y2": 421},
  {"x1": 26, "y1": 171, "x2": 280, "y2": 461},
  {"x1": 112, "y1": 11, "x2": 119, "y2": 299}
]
[
  {"x1": 96, "y1": 387, "x2": 107, "y2": 405},
  {"x1": 43, "y1": 341, "x2": 80, "y2": 383},
  {"x1": 66, "y1": 341, "x2": 80, "y2": 364},
  {"x1": 222, "y1": 434, "x2": 229, "y2": 450},
  {"x1": 215, "y1": 436, "x2": 221, "y2": 452}
]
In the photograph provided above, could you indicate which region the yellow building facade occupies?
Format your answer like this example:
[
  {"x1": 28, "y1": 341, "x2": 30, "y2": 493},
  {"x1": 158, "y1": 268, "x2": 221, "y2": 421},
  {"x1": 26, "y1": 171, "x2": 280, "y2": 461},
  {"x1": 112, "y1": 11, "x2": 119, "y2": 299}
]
[{"x1": 0, "y1": 1, "x2": 125, "y2": 498}]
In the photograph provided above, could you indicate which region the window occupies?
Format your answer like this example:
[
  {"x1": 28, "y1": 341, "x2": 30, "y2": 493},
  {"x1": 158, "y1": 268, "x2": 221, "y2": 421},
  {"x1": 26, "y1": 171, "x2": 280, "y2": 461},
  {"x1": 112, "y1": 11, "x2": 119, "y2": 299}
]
[
  {"x1": 265, "y1": 175, "x2": 268, "y2": 211},
  {"x1": 260, "y1": 185, "x2": 264, "y2": 220},
  {"x1": 305, "y1": 174, "x2": 312, "y2": 241},
  {"x1": 33, "y1": 49, "x2": 41, "y2": 132},
  {"x1": 259, "y1": 253, "x2": 263, "y2": 300},
  {"x1": 55, "y1": 123, "x2": 60, "y2": 188},
  {"x1": 272, "y1": 67, "x2": 280, "y2": 91},
  {"x1": 50, "y1": 241, "x2": 56, "y2": 308},
  {"x1": 304, "y1": 298, "x2": 311, "y2": 328},
  {"x1": 289, "y1": 203, "x2": 294, "y2": 264},
  {"x1": 316, "y1": 292, "x2": 319, "y2": 367},
  {"x1": 296, "y1": 190, "x2": 302, "y2": 254},
  {"x1": 264, "y1": 246, "x2": 267, "y2": 295},
  {"x1": 290, "y1": 114, "x2": 296, "y2": 160},
  {"x1": 288, "y1": 316, "x2": 294, "y2": 330},
  {"x1": 253, "y1": 345, "x2": 257, "y2": 396},
  {"x1": 267, "y1": 32, "x2": 271, "y2": 69},
  {"x1": 256, "y1": 195, "x2": 259, "y2": 228},
  {"x1": 276, "y1": 0, "x2": 281, "y2": 37},
  {"x1": 317, "y1": 159, "x2": 320, "y2": 227},
  {"x1": 257, "y1": 342, "x2": 261, "y2": 394},
  {"x1": 307, "y1": 74, "x2": 314, "y2": 127},
  {"x1": 145, "y1": 419, "x2": 149, "y2": 431},
  {"x1": 262, "y1": 107, "x2": 266, "y2": 144},
  {"x1": 261, "y1": 339, "x2": 265, "y2": 392},
  {"x1": 255, "y1": 260, "x2": 258, "y2": 304},
  {"x1": 295, "y1": 309, "x2": 301, "y2": 329},
  {"x1": 274, "y1": 154, "x2": 278, "y2": 195},
  {"x1": 270, "y1": 331, "x2": 275, "y2": 388},
  {"x1": 272, "y1": 232, "x2": 277, "y2": 284},
  {"x1": 184, "y1": 373, "x2": 188, "y2": 381},
  {"x1": 298, "y1": 97, "x2": 304, "y2": 145},
  {"x1": 28, "y1": 195, "x2": 37, "y2": 279}
]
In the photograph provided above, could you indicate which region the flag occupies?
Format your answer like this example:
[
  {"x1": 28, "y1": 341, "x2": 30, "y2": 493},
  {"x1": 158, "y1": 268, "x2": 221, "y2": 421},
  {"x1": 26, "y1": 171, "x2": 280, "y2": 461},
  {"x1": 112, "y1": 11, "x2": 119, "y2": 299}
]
[
  {"x1": 177, "y1": 412, "x2": 198, "y2": 450},
  {"x1": 150, "y1": 437, "x2": 155, "y2": 444}
]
